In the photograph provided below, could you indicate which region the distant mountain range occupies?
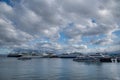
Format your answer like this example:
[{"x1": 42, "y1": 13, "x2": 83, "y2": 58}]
[
  {"x1": 0, "y1": 48, "x2": 119, "y2": 56},
  {"x1": 11, "y1": 48, "x2": 58, "y2": 54}
]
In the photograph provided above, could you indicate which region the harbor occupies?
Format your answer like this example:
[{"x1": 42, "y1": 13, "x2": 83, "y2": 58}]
[
  {"x1": 7, "y1": 51, "x2": 120, "y2": 63},
  {"x1": 0, "y1": 0, "x2": 120, "y2": 80}
]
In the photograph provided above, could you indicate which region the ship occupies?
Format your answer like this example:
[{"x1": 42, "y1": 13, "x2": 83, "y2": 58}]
[
  {"x1": 73, "y1": 53, "x2": 120, "y2": 62},
  {"x1": 17, "y1": 56, "x2": 32, "y2": 60},
  {"x1": 7, "y1": 53, "x2": 22, "y2": 57},
  {"x1": 58, "y1": 52, "x2": 83, "y2": 58}
]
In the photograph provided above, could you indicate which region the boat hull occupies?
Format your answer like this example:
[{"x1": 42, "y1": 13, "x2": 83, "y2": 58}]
[
  {"x1": 17, "y1": 57, "x2": 32, "y2": 60},
  {"x1": 73, "y1": 57, "x2": 120, "y2": 62}
]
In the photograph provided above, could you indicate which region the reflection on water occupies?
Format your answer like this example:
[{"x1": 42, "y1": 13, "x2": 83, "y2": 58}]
[
  {"x1": 107, "y1": 63, "x2": 120, "y2": 80},
  {"x1": 0, "y1": 57, "x2": 120, "y2": 80}
]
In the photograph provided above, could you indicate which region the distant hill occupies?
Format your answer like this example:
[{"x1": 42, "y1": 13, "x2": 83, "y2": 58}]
[{"x1": 10, "y1": 48, "x2": 58, "y2": 54}]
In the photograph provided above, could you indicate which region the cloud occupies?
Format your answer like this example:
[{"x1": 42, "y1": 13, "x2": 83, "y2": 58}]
[
  {"x1": 0, "y1": 17, "x2": 33, "y2": 46},
  {"x1": 0, "y1": 0, "x2": 120, "y2": 53},
  {"x1": 63, "y1": 22, "x2": 118, "y2": 37},
  {"x1": 72, "y1": 44, "x2": 87, "y2": 49},
  {"x1": 92, "y1": 38, "x2": 113, "y2": 45}
]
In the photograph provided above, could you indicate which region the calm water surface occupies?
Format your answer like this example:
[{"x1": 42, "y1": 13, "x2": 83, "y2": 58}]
[{"x1": 0, "y1": 57, "x2": 120, "y2": 80}]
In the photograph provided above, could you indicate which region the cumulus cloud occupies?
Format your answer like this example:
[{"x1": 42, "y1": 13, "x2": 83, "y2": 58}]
[
  {"x1": 92, "y1": 38, "x2": 113, "y2": 45},
  {"x1": 0, "y1": 0, "x2": 120, "y2": 53},
  {"x1": 0, "y1": 17, "x2": 33, "y2": 46}
]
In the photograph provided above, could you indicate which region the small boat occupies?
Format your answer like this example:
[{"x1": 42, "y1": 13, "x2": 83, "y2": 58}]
[
  {"x1": 30, "y1": 56, "x2": 42, "y2": 59},
  {"x1": 17, "y1": 56, "x2": 32, "y2": 60},
  {"x1": 7, "y1": 53, "x2": 22, "y2": 57}
]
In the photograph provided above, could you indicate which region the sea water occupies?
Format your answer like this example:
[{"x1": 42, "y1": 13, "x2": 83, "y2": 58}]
[{"x1": 0, "y1": 57, "x2": 120, "y2": 80}]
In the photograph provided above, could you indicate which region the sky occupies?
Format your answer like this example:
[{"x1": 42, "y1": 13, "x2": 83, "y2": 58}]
[{"x1": 0, "y1": 0, "x2": 120, "y2": 54}]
